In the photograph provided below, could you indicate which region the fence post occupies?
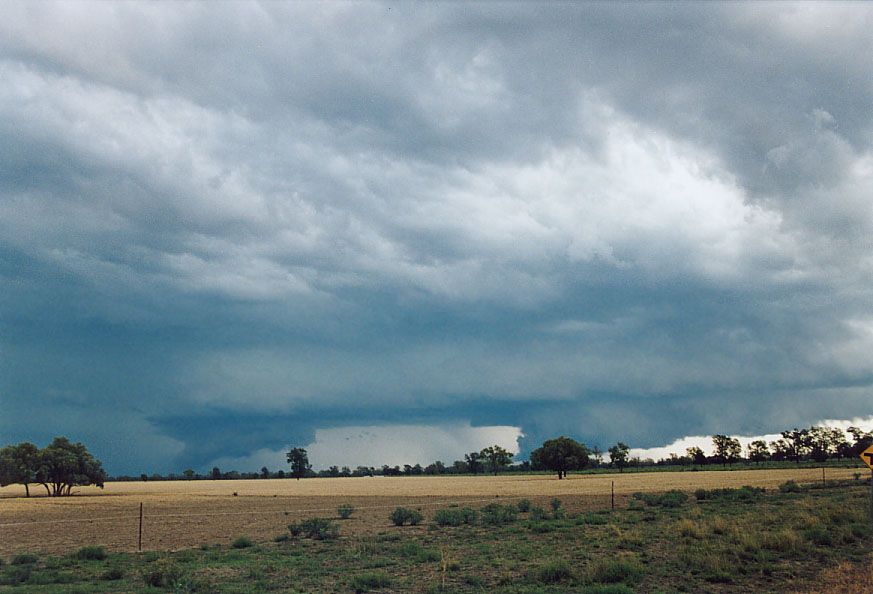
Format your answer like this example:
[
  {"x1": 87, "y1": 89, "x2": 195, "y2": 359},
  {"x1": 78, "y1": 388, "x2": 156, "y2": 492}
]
[
  {"x1": 611, "y1": 481, "x2": 615, "y2": 511},
  {"x1": 138, "y1": 502, "x2": 143, "y2": 552}
]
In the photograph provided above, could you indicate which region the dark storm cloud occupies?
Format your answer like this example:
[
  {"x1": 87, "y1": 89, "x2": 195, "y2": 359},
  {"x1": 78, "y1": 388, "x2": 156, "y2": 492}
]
[{"x1": 1, "y1": 2, "x2": 871, "y2": 473}]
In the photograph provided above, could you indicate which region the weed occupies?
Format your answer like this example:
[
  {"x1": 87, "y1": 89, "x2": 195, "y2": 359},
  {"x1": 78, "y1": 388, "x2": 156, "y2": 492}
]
[
  {"x1": 231, "y1": 536, "x2": 253, "y2": 549},
  {"x1": 517, "y1": 499, "x2": 532, "y2": 512},
  {"x1": 434, "y1": 507, "x2": 477, "y2": 526},
  {"x1": 291, "y1": 518, "x2": 340, "y2": 540},
  {"x1": 338, "y1": 503, "x2": 355, "y2": 519},
  {"x1": 74, "y1": 546, "x2": 107, "y2": 561},
  {"x1": 350, "y1": 571, "x2": 391, "y2": 592},
  {"x1": 587, "y1": 556, "x2": 644, "y2": 585},
  {"x1": 101, "y1": 567, "x2": 124, "y2": 581},
  {"x1": 779, "y1": 480, "x2": 803, "y2": 493},
  {"x1": 274, "y1": 533, "x2": 290, "y2": 542},
  {"x1": 550, "y1": 498, "x2": 562, "y2": 512},
  {"x1": 534, "y1": 559, "x2": 572, "y2": 583},
  {"x1": 481, "y1": 503, "x2": 517, "y2": 525},
  {"x1": 10, "y1": 553, "x2": 39, "y2": 565}
]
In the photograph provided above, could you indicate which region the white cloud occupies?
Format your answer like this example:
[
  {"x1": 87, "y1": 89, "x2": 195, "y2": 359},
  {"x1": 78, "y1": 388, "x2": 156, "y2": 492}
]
[{"x1": 210, "y1": 423, "x2": 523, "y2": 472}]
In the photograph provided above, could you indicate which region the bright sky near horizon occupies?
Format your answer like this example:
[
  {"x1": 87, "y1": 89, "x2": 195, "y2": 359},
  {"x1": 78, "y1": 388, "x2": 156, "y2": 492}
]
[{"x1": 1, "y1": 2, "x2": 872, "y2": 474}]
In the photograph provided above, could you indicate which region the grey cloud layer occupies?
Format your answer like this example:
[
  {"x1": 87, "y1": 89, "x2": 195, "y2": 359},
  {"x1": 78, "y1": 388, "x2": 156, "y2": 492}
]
[{"x1": 1, "y1": 2, "x2": 871, "y2": 472}]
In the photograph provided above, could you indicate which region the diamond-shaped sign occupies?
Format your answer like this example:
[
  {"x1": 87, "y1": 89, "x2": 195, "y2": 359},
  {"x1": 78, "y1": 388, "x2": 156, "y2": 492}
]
[{"x1": 860, "y1": 444, "x2": 873, "y2": 470}]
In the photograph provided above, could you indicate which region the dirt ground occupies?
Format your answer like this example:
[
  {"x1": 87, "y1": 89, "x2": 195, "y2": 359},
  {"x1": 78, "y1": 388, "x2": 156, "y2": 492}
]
[{"x1": 0, "y1": 467, "x2": 858, "y2": 555}]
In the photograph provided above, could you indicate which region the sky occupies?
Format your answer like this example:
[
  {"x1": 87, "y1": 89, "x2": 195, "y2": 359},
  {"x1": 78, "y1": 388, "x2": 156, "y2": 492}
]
[{"x1": 1, "y1": 2, "x2": 872, "y2": 475}]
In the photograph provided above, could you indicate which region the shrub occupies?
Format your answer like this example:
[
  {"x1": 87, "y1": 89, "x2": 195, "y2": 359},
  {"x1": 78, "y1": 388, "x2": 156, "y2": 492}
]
[
  {"x1": 350, "y1": 571, "x2": 391, "y2": 592},
  {"x1": 0, "y1": 566, "x2": 32, "y2": 585},
  {"x1": 517, "y1": 499, "x2": 532, "y2": 513},
  {"x1": 74, "y1": 546, "x2": 107, "y2": 561},
  {"x1": 577, "y1": 586, "x2": 636, "y2": 594},
  {"x1": 390, "y1": 507, "x2": 422, "y2": 526},
  {"x1": 550, "y1": 498, "x2": 562, "y2": 512},
  {"x1": 632, "y1": 490, "x2": 688, "y2": 508},
  {"x1": 779, "y1": 480, "x2": 803, "y2": 493},
  {"x1": 231, "y1": 536, "x2": 253, "y2": 549},
  {"x1": 587, "y1": 557, "x2": 644, "y2": 585},
  {"x1": 11, "y1": 553, "x2": 39, "y2": 565},
  {"x1": 530, "y1": 506, "x2": 548, "y2": 521},
  {"x1": 434, "y1": 507, "x2": 477, "y2": 526},
  {"x1": 337, "y1": 503, "x2": 355, "y2": 519},
  {"x1": 101, "y1": 567, "x2": 124, "y2": 581},
  {"x1": 399, "y1": 542, "x2": 441, "y2": 562},
  {"x1": 535, "y1": 560, "x2": 572, "y2": 583},
  {"x1": 530, "y1": 522, "x2": 555, "y2": 533},
  {"x1": 577, "y1": 512, "x2": 609, "y2": 526},
  {"x1": 274, "y1": 533, "x2": 290, "y2": 542},
  {"x1": 695, "y1": 486, "x2": 765, "y2": 501},
  {"x1": 142, "y1": 562, "x2": 184, "y2": 588},
  {"x1": 481, "y1": 503, "x2": 517, "y2": 525},
  {"x1": 294, "y1": 518, "x2": 340, "y2": 540}
]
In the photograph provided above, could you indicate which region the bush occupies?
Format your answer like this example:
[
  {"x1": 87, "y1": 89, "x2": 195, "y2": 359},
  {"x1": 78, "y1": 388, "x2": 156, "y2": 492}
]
[
  {"x1": 517, "y1": 499, "x2": 532, "y2": 512},
  {"x1": 101, "y1": 567, "x2": 124, "y2": 581},
  {"x1": 350, "y1": 572, "x2": 391, "y2": 592},
  {"x1": 535, "y1": 560, "x2": 572, "y2": 583},
  {"x1": 434, "y1": 507, "x2": 477, "y2": 526},
  {"x1": 696, "y1": 486, "x2": 766, "y2": 501},
  {"x1": 480, "y1": 503, "x2": 517, "y2": 525},
  {"x1": 530, "y1": 522, "x2": 555, "y2": 533},
  {"x1": 0, "y1": 566, "x2": 32, "y2": 585},
  {"x1": 576, "y1": 512, "x2": 609, "y2": 525},
  {"x1": 11, "y1": 553, "x2": 39, "y2": 565},
  {"x1": 588, "y1": 557, "x2": 644, "y2": 585},
  {"x1": 577, "y1": 586, "x2": 636, "y2": 594},
  {"x1": 337, "y1": 503, "x2": 355, "y2": 519},
  {"x1": 550, "y1": 498, "x2": 562, "y2": 512},
  {"x1": 530, "y1": 506, "x2": 548, "y2": 521},
  {"x1": 273, "y1": 533, "x2": 290, "y2": 542},
  {"x1": 231, "y1": 536, "x2": 253, "y2": 549},
  {"x1": 779, "y1": 480, "x2": 803, "y2": 493},
  {"x1": 390, "y1": 507, "x2": 423, "y2": 526},
  {"x1": 292, "y1": 518, "x2": 340, "y2": 540},
  {"x1": 632, "y1": 490, "x2": 688, "y2": 508},
  {"x1": 142, "y1": 562, "x2": 184, "y2": 588},
  {"x1": 74, "y1": 546, "x2": 107, "y2": 561}
]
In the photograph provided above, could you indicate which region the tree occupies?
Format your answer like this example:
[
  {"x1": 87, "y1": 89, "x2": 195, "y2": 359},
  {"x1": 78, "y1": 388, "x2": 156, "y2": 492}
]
[
  {"x1": 608, "y1": 442, "x2": 630, "y2": 472},
  {"x1": 530, "y1": 436, "x2": 589, "y2": 479},
  {"x1": 211, "y1": 467, "x2": 222, "y2": 480},
  {"x1": 0, "y1": 442, "x2": 41, "y2": 497},
  {"x1": 286, "y1": 448, "x2": 310, "y2": 480},
  {"x1": 260, "y1": 466, "x2": 270, "y2": 479},
  {"x1": 465, "y1": 451, "x2": 484, "y2": 474},
  {"x1": 686, "y1": 446, "x2": 706, "y2": 465},
  {"x1": 781, "y1": 428, "x2": 810, "y2": 464},
  {"x1": 712, "y1": 435, "x2": 741, "y2": 466},
  {"x1": 480, "y1": 445, "x2": 513, "y2": 474},
  {"x1": 37, "y1": 437, "x2": 106, "y2": 496},
  {"x1": 747, "y1": 440, "x2": 770, "y2": 464},
  {"x1": 183, "y1": 469, "x2": 196, "y2": 480},
  {"x1": 590, "y1": 446, "x2": 604, "y2": 468}
]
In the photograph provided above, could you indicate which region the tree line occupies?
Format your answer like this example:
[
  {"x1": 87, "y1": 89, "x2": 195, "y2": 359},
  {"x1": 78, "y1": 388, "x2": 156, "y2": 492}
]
[{"x1": 2, "y1": 424, "x2": 870, "y2": 492}]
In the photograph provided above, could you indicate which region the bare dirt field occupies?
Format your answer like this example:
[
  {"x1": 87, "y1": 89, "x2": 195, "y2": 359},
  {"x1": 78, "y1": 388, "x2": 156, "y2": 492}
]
[{"x1": 0, "y1": 467, "x2": 858, "y2": 556}]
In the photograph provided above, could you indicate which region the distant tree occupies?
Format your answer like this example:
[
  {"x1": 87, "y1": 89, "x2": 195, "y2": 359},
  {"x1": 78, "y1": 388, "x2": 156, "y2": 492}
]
[
  {"x1": 37, "y1": 437, "x2": 106, "y2": 496},
  {"x1": 769, "y1": 439, "x2": 791, "y2": 462},
  {"x1": 712, "y1": 435, "x2": 741, "y2": 466},
  {"x1": 747, "y1": 440, "x2": 770, "y2": 464},
  {"x1": 781, "y1": 428, "x2": 810, "y2": 464},
  {"x1": 590, "y1": 446, "x2": 604, "y2": 468},
  {"x1": 480, "y1": 445, "x2": 513, "y2": 474},
  {"x1": 183, "y1": 469, "x2": 196, "y2": 480},
  {"x1": 608, "y1": 442, "x2": 630, "y2": 472},
  {"x1": 530, "y1": 436, "x2": 589, "y2": 479},
  {"x1": 465, "y1": 451, "x2": 484, "y2": 474},
  {"x1": 286, "y1": 448, "x2": 310, "y2": 480},
  {"x1": 0, "y1": 442, "x2": 41, "y2": 497},
  {"x1": 686, "y1": 446, "x2": 707, "y2": 465},
  {"x1": 260, "y1": 466, "x2": 270, "y2": 479},
  {"x1": 848, "y1": 427, "x2": 873, "y2": 457},
  {"x1": 424, "y1": 461, "x2": 445, "y2": 475},
  {"x1": 211, "y1": 467, "x2": 222, "y2": 480}
]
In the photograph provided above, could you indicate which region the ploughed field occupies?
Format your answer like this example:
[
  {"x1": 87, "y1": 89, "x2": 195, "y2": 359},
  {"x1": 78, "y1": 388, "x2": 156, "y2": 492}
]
[{"x1": 0, "y1": 467, "x2": 857, "y2": 556}]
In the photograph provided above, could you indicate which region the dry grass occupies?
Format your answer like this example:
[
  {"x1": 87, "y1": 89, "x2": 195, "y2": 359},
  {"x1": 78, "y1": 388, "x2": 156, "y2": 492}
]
[{"x1": 0, "y1": 467, "x2": 857, "y2": 555}]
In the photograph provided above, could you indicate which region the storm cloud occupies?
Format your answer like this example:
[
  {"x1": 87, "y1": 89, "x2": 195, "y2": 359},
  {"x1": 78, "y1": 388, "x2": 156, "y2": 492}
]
[{"x1": 1, "y1": 2, "x2": 871, "y2": 473}]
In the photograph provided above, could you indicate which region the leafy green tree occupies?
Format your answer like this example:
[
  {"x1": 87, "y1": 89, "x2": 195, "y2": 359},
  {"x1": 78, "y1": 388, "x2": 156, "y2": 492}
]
[
  {"x1": 480, "y1": 445, "x2": 513, "y2": 474},
  {"x1": 530, "y1": 436, "x2": 589, "y2": 479},
  {"x1": 781, "y1": 428, "x2": 810, "y2": 464},
  {"x1": 183, "y1": 469, "x2": 195, "y2": 480},
  {"x1": 0, "y1": 442, "x2": 41, "y2": 497},
  {"x1": 747, "y1": 440, "x2": 770, "y2": 464},
  {"x1": 37, "y1": 437, "x2": 106, "y2": 496},
  {"x1": 686, "y1": 446, "x2": 706, "y2": 465},
  {"x1": 608, "y1": 442, "x2": 630, "y2": 472},
  {"x1": 465, "y1": 451, "x2": 484, "y2": 474},
  {"x1": 260, "y1": 466, "x2": 270, "y2": 479},
  {"x1": 286, "y1": 448, "x2": 310, "y2": 480},
  {"x1": 712, "y1": 435, "x2": 741, "y2": 466},
  {"x1": 211, "y1": 467, "x2": 222, "y2": 480}
]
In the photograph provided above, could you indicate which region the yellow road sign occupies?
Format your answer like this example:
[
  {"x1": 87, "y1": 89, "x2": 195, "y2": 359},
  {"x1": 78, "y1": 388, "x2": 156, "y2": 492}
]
[{"x1": 860, "y1": 444, "x2": 873, "y2": 470}]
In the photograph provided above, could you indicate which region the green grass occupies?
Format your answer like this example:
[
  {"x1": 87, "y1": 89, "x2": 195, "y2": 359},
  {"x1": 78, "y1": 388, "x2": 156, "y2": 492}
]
[{"x1": 1, "y1": 483, "x2": 870, "y2": 593}]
